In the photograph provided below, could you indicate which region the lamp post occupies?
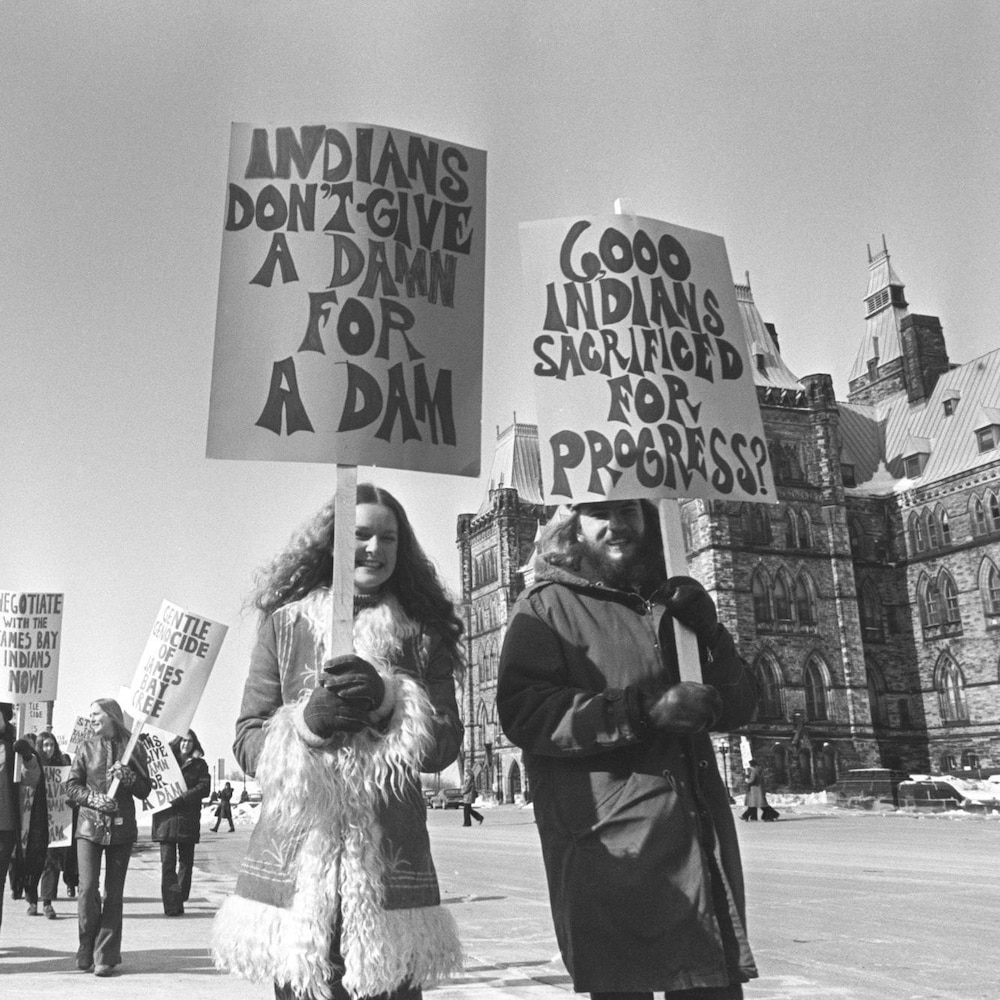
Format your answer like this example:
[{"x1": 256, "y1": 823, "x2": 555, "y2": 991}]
[{"x1": 716, "y1": 739, "x2": 733, "y2": 804}]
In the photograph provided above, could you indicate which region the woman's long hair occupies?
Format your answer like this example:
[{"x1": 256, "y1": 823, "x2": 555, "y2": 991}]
[
  {"x1": 250, "y1": 483, "x2": 463, "y2": 654},
  {"x1": 92, "y1": 698, "x2": 131, "y2": 743},
  {"x1": 36, "y1": 731, "x2": 65, "y2": 764},
  {"x1": 170, "y1": 728, "x2": 204, "y2": 760}
]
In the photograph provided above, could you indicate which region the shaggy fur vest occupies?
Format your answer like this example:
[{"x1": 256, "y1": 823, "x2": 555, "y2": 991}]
[{"x1": 211, "y1": 595, "x2": 463, "y2": 999}]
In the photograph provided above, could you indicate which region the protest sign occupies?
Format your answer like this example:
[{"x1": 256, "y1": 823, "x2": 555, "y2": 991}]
[
  {"x1": 125, "y1": 601, "x2": 227, "y2": 737},
  {"x1": 44, "y1": 764, "x2": 73, "y2": 847},
  {"x1": 139, "y1": 725, "x2": 187, "y2": 812},
  {"x1": 66, "y1": 714, "x2": 94, "y2": 757},
  {"x1": 23, "y1": 700, "x2": 49, "y2": 735},
  {"x1": 518, "y1": 215, "x2": 775, "y2": 504},
  {"x1": 207, "y1": 121, "x2": 487, "y2": 477},
  {"x1": 0, "y1": 592, "x2": 63, "y2": 703}
]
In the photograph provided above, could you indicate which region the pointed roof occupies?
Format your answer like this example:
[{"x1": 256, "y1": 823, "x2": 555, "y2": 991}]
[
  {"x1": 477, "y1": 420, "x2": 544, "y2": 515},
  {"x1": 734, "y1": 275, "x2": 802, "y2": 390},
  {"x1": 848, "y1": 239, "x2": 911, "y2": 383}
]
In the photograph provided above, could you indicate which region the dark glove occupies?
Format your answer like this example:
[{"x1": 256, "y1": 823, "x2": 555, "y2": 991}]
[
  {"x1": 663, "y1": 576, "x2": 719, "y2": 645},
  {"x1": 302, "y1": 684, "x2": 370, "y2": 739},
  {"x1": 12, "y1": 739, "x2": 34, "y2": 761},
  {"x1": 86, "y1": 790, "x2": 118, "y2": 815},
  {"x1": 639, "y1": 681, "x2": 723, "y2": 734},
  {"x1": 109, "y1": 762, "x2": 137, "y2": 788},
  {"x1": 321, "y1": 655, "x2": 386, "y2": 710}
]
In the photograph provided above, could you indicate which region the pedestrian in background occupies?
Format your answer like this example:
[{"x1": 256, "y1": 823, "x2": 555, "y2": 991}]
[
  {"x1": 151, "y1": 729, "x2": 210, "y2": 915},
  {"x1": 36, "y1": 731, "x2": 70, "y2": 919},
  {"x1": 498, "y1": 499, "x2": 759, "y2": 1000},
  {"x1": 210, "y1": 780, "x2": 235, "y2": 832},
  {"x1": 461, "y1": 770, "x2": 483, "y2": 827},
  {"x1": 11, "y1": 730, "x2": 49, "y2": 917},
  {"x1": 213, "y1": 483, "x2": 464, "y2": 1000},
  {"x1": 66, "y1": 698, "x2": 151, "y2": 977},
  {"x1": 0, "y1": 703, "x2": 40, "y2": 939}
]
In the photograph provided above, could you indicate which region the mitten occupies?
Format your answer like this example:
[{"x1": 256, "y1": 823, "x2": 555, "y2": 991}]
[
  {"x1": 663, "y1": 576, "x2": 719, "y2": 645},
  {"x1": 301, "y1": 684, "x2": 370, "y2": 739},
  {"x1": 12, "y1": 739, "x2": 34, "y2": 760},
  {"x1": 639, "y1": 681, "x2": 723, "y2": 734},
  {"x1": 322, "y1": 655, "x2": 386, "y2": 710}
]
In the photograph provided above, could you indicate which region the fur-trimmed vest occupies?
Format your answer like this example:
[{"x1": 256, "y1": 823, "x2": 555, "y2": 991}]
[{"x1": 212, "y1": 593, "x2": 463, "y2": 999}]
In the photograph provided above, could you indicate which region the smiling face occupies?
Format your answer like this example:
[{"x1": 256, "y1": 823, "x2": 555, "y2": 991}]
[
  {"x1": 39, "y1": 735, "x2": 58, "y2": 761},
  {"x1": 574, "y1": 499, "x2": 647, "y2": 585},
  {"x1": 353, "y1": 503, "x2": 399, "y2": 594},
  {"x1": 179, "y1": 733, "x2": 194, "y2": 756},
  {"x1": 90, "y1": 703, "x2": 115, "y2": 738}
]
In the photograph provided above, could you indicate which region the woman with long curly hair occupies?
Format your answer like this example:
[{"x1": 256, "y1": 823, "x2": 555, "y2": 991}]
[{"x1": 214, "y1": 483, "x2": 464, "y2": 1000}]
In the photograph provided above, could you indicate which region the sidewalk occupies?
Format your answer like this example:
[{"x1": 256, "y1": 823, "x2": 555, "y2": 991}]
[{"x1": 0, "y1": 831, "x2": 572, "y2": 1000}]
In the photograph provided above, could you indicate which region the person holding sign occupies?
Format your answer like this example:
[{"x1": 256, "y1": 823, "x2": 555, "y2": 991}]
[
  {"x1": 66, "y1": 698, "x2": 151, "y2": 977},
  {"x1": 213, "y1": 484, "x2": 464, "y2": 1000},
  {"x1": 151, "y1": 729, "x2": 210, "y2": 915},
  {"x1": 35, "y1": 731, "x2": 70, "y2": 919},
  {"x1": 497, "y1": 499, "x2": 759, "y2": 1000},
  {"x1": 9, "y1": 729, "x2": 49, "y2": 917}
]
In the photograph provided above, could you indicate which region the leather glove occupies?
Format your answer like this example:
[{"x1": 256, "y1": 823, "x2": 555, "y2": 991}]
[
  {"x1": 640, "y1": 681, "x2": 723, "y2": 734},
  {"x1": 12, "y1": 739, "x2": 34, "y2": 760},
  {"x1": 109, "y1": 762, "x2": 137, "y2": 788},
  {"x1": 302, "y1": 684, "x2": 370, "y2": 739},
  {"x1": 663, "y1": 576, "x2": 719, "y2": 645},
  {"x1": 321, "y1": 655, "x2": 386, "y2": 710}
]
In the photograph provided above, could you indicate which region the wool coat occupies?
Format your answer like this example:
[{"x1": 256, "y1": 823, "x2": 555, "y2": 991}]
[
  {"x1": 744, "y1": 767, "x2": 767, "y2": 809},
  {"x1": 213, "y1": 590, "x2": 464, "y2": 1000},
  {"x1": 497, "y1": 561, "x2": 760, "y2": 995}
]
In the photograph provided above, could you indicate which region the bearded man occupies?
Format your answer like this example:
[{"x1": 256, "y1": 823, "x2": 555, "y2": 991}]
[{"x1": 497, "y1": 499, "x2": 759, "y2": 1000}]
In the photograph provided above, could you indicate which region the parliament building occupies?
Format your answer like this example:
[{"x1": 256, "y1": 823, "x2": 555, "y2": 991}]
[{"x1": 456, "y1": 242, "x2": 1000, "y2": 798}]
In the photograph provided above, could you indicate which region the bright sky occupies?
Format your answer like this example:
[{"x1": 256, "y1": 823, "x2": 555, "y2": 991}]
[{"x1": 3, "y1": 1, "x2": 998, "y2": 772}]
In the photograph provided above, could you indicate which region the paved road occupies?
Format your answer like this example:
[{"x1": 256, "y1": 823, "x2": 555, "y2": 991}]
[{"x1": 2, "y1": 802, "x2": 997, "y2": 999}]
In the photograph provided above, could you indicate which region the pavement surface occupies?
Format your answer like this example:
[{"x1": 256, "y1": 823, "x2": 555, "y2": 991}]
[{"x1": 2, "y1": 798, "x2": 998, "y2": 999}]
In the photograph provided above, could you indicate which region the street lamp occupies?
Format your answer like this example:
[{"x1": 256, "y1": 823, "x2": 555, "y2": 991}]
[{"x1": 716, "y1": 739, "x2": 733, "y2": 803}]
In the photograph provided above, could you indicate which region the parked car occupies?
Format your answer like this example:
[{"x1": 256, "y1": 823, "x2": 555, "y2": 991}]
[
  {"x1": 897, "y1": 776, "x2": 1000, "y2": 813},
  {"x1": 429, "y1": 787, "x2": 463, "y2": 809}
]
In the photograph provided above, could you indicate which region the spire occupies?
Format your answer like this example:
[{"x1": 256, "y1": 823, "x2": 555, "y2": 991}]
[
  {"x1": 477, "y1": 419, "x2": 544, "y2": 515},
  {"x1": 848, "y1": 238, "x2": 910, "y2": 383},
  {"x1": 734, "y1": 274, "x2": 801, "y2": 390}
]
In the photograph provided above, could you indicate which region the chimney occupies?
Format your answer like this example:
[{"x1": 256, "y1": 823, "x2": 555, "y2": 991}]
[{"x1": 901, "y1": 314, "x2": 949, "y2": 403}]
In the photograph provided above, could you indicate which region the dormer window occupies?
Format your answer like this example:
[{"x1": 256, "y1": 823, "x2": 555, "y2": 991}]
[
  {"x1": 943, "y1": 398, "x2": 957, "y2": 416},
  {"x1": 841, "y1": 463, "x2": 856, "y2": 487},
  {"x1": 977, "y1": 426, "x2": 998, "y2": 453},
  {"x1": 865, "y1": 289, "x2": 890, "y2": 316},
  {"x1": 904, "y1": 454, "x2": 925, "y2": 478}
]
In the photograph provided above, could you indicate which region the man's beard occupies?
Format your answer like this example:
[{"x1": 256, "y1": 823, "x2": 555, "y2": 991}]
[{"x1": 578, "y1": 535, "x2": 654, "y2": 590}]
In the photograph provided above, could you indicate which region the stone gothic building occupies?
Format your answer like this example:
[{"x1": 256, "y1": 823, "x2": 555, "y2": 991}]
[{"x1": 456, "y1": 243, "x2": 1000, "y2": 799}]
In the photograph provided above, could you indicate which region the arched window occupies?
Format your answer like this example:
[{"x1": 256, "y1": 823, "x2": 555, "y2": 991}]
[
  {"x1": 804, "y1": 656, "x2": 829, "y2": 721},
  {"x1": 939, "y1": 506, "x2": 952, "y2": 545},
  {"x1": 990, "y1": 491, "x2": 1000, "y2": 531},
  {"x1": 940, "y1": 572, "x2": 961, "y2": 626},
  {"x1": 797, "y1": 510, "x2": 812, "y2": 549},
  {"x1": 751, "y1": 505, "x2": 772, "y2": 545},
  {"x1": 918, "y1": 575, "x2": 942, "y2": 627},
  {"x1": 754, "y1": 654, "x2": 783, "y2": 719},
  {"x1": 926, "y1": 509, "x2": 941, "y2": 549},
  {"x1": 773, "y1": 572, "x2": 792, "y2": 623},
  {"x1": 866, "y1": 661, "x2": 888, "y2": 727},
  {"x1": 681, "y1": 502, "x2": 696, "y2": 553},
  {"x1": 794, "y1": 572, "x2": 816, "y2": 625},
  {"x1": 912, "y1": 512, "x2": 928, "y2": 553},
  {"x1": 961, "y1": 749, "x2": 980, "y2": 770},
  {"x1": 981, "y1": 561, "x2": 1000, "y2": 616},
  {"x1": 859, "y1": 579, "x2": 884, "y2": 641},
  {"x1": 783, "y1": 509, "x2": 797, "y2": 548},
  {"x1": 751, "y1": 569, "x2": 771, "y2": 624},
  {"x1": 971, "y1": 496, "x2": 989, "y2": 537},
  {"x1": 849, "y1": 518, "x2": 867, "y2": 558},
  {"x1": 936, "y1": 657, "x2": 968, "y2": 722}
]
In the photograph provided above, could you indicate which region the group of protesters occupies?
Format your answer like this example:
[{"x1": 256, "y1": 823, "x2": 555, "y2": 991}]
[
  {"x1": 4, "y1": 483, "x2": 761, "y2": 999},
  {"x1": 0, "y1": 700, "x2": 214, "y2": 976}
]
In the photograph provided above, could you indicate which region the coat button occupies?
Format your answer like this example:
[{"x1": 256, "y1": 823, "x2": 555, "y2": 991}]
[{"x1": 698, "y1": 759, "x2": 708, "y2": 769}]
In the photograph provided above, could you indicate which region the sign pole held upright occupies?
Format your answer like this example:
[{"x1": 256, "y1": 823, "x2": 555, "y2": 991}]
[{"x1": 328, "y1": 464, "x2": 358, "y2": 663}]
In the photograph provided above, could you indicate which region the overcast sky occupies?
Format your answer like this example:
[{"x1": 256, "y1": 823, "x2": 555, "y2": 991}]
[{"x1": 3, "y1": 0, "x2": 997, "y2": 771}]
